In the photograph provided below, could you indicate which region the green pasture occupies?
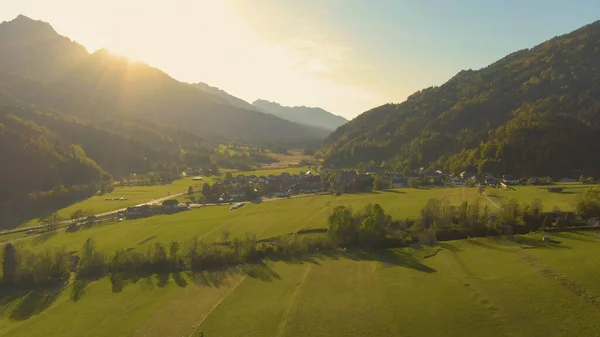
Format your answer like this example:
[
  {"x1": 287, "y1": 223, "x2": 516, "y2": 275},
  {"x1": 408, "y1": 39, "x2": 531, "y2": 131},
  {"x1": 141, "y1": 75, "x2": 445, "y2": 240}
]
[
  {"x1": 19, "y1": 187, "x2": 482, "y2": 253},
  {"x1": 484, "y1": 183, "x2": 587, "y2": 211},
  {"x1": 1, "y1": 231, "x2": 598, "y2": 337}
]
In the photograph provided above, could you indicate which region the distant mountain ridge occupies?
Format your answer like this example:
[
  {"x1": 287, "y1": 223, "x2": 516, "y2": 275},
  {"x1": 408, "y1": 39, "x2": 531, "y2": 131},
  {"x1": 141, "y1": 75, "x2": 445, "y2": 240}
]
[
  {"x1": 193, "y1": 82, "x2": 261, "y2": 112},
  {"x1": 252, "y1": 99, "x2": 348, "y2": 131},
  {"x1": 0, "y1": 15, "x2": 326, "y2": 145}
]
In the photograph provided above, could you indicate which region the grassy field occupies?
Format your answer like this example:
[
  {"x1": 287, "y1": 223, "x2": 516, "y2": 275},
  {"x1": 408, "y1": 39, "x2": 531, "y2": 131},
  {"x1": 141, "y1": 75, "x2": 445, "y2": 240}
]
[
  {"x1": 259, "y1": 150, "x2": 314, "y2": 169},
  {"x1": 19, "y1": 187, "x2": 483, "y2": 253},
  {"x1": 1, "y1": 231, "x2": 598, "y2": 337},
  {"x1": 232, "y1": 166, "x2": 310, "y2": 177},
  {"x1": 14, "y1": 184, "x2": 589, "y2": 253},
  {"x1": 484, "y1": 183, "x2": 587, "y2": 211},
  {"x1": 17, "y1": 178, "x2": 199, "y2": 229}
]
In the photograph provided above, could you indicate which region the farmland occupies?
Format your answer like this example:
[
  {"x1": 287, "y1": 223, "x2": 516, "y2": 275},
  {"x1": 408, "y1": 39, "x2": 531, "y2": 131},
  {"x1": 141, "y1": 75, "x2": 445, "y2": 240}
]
[
  {"x1": 1, "y1": 183, "x2": 597, "y2": 337},
  {"x1": 484, "y1": 183, "x2": 586, "y2": 211},
  {"x1": 18, "y1": 187, "x2": 483, "y2": 253},
  {"x1": 1, "y1": 231, "x2": 598, "y2": 337},
  {"x1": 13, "y1": 184, "x2": 589, "y2": 254},
  {"x1": 17, "y1": 178, "x2": 201, "y2": 229}
]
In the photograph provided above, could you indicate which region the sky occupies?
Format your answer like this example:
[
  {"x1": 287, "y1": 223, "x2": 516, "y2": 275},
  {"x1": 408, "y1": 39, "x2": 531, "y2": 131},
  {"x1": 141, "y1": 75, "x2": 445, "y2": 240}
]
[{"x1": 1, "y1": 0, "x2": 599, "y2": 119}]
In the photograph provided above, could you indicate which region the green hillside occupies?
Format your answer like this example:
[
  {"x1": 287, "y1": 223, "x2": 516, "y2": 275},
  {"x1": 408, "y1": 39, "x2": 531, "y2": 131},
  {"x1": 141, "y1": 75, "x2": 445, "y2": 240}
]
[
  {"x1": 323, "y1": 20, "x2": 600, "y2": 177},
  {"x1": 0, "y1": 104, "x2": 109, "y2": 227}
]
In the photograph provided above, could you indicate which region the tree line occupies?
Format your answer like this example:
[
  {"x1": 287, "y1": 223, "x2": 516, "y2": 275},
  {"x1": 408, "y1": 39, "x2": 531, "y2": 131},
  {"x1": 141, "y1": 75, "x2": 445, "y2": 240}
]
[{"x1": 4, "y1": 188, "x2": 598, "y2": 294}]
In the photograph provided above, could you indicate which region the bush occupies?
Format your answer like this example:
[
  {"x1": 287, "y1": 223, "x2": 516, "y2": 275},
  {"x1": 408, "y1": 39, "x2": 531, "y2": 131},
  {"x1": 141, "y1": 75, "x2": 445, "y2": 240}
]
[{"x1": 576, "y1": 186, "x2": 600, "y2": 218}]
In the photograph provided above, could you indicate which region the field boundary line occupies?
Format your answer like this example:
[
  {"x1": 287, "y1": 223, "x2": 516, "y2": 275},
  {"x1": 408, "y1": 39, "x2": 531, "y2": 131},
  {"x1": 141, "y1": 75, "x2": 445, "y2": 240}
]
[
  {"x1": 187, "y1": 275, "x2": 247, "y2": 337},
  {"x1": 521, "y1": 252, "x2": 600, "y2": 309},
  {"x1": 276, "y1": 265, "x2": 312, "y2": 337},
  {"x1": 482, "y1": 192, "x2": 503, "y2": 210}
]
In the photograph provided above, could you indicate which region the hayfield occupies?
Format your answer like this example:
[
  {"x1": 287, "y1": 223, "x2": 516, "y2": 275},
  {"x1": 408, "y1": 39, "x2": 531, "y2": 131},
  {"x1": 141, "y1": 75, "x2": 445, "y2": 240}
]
[{"x1": 1, "y1": 231, "x2": 598, "y2": 337}]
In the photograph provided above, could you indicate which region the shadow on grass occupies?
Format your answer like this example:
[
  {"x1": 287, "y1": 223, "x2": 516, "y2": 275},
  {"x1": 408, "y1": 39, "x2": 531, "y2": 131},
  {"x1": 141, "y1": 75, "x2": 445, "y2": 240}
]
[
  {"x1": 70, "y1": 247, "x2": 438, "y2": 302},
  {"x1": 551, "y1": 232, "x2": 599, "y2": 243},
  {"x1": 137, "y1": 235, "x2": 158, "y2": 245},
  {"x1": 439, "y1": 242, "x2": 462, "y2": 252},
  {"x1": 462, "y1": 239, "x2": 508, "y2": 252},
  {"x1": 382, "y1": 190, "x2": 406, "y2": 194},
  {"x1": 31, "y1": 231, "x2": 58, "y2": 245},
  {"x1": 479, "y1": 235, "x2": 572, "y2": 250},
  {"x1": 343, "y1": 249, "x2": 437, "y2": 273},
  {"x1": 10, "y1": 284, "x2": 65, "y2": 320},
  {"x1": 242, "y1": 262, "x2": 282, "y2": 282}
]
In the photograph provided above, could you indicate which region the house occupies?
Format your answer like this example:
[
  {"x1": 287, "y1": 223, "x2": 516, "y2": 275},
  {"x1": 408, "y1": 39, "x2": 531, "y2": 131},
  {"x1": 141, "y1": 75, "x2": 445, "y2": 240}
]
[{"x1": 502, "y1": 175, "x2": 520, "y2": 185}]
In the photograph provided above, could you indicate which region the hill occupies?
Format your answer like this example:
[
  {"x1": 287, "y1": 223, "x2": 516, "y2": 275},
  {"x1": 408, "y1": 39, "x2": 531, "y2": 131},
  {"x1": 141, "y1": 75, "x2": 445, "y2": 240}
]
[
  {"x1": 0, "y1": 15, "x2": 325, "y2": 146},
  {"x1": 323, "y1": 20, "x2": 600, "y2": 178},
  {"x1": 0, "y1": 102, "x2": 109, "y2": 227},
  {"x1": 253, "y1": 99, "x2": 348, "y2": 131}
]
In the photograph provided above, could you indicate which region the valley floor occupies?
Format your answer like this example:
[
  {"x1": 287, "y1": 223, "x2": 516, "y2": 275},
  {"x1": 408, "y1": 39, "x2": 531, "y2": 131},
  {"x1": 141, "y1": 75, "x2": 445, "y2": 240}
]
[{"x1": 1, "y1": 232, "x2": 599, "y2": 337}]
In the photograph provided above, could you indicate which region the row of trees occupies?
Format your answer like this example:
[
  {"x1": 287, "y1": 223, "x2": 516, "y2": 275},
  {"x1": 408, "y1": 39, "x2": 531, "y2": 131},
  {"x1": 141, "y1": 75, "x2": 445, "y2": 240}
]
[
  {"x1": 1, "y1": 234, "x2": 335, "y2": 292},
  {"x1": 5, "y1": 193, "x2": 596, "y2": 292}
]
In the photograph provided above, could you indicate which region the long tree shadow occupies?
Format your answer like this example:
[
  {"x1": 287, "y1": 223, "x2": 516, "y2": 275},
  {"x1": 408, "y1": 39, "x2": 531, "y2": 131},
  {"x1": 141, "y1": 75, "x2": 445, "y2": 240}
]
[
  {"x1": 342, "y1": 248, "x2": 437, "y2": 273},
  {"x1": 31, "y1": 231, "x2": 58, "y2": 245},
  {"x1": 551, "y1": 232, "x2": 599, "y2": 243},
  {"x1": 382, "y1": 189, "x2": 406, "y2": 194},
  {"x1": 242, "y1": 262, "x2": 282, "y2": 282},
  {"x1": 10, "y1": 286, "x2": 64, "y2": 320},
  {"x1": 490, "y1": 235, "x2": 572, "y2": 250},
  {"x1": 462, "y1": 238, "x2": 509, "y2": 252}
]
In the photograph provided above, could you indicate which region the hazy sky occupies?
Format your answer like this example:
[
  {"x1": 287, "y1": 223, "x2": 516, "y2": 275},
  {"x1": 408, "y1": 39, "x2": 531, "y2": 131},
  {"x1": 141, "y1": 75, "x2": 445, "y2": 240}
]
[{"x1": 1, "y1": 1, "x2": 599, "y2": 118}]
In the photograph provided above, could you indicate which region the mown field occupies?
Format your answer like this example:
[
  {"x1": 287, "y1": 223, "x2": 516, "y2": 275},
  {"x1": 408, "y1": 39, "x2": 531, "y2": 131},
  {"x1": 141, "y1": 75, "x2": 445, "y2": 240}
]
[{"x1": 1, "y1": 231, "x2": 598, "y2": 337}]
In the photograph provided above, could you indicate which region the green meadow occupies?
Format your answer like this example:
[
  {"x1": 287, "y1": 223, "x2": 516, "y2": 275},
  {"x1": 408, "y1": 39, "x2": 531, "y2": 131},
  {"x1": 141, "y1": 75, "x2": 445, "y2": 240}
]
[
  {"x1": 484, "y1": 183, "x2": 587, "y2": 211},
  {"x1": 19, "y1": 187, "x2": 482, "y2": 253},
  {"x1": 2, "y1": 184, "x2": 597, "y2": 337},
  {"x1": 1, "y1": 231, "x2": 598, "y2": 337}
]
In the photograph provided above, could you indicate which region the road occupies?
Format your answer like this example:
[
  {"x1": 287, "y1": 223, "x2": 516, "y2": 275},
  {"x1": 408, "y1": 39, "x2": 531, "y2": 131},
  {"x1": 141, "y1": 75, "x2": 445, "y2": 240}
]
[
  {"x1": 0, "y1": 192, "x2": 188, "y2": 236},
  {"x1": 0, "y1": 192, "x2": 329, "y2": 246}
]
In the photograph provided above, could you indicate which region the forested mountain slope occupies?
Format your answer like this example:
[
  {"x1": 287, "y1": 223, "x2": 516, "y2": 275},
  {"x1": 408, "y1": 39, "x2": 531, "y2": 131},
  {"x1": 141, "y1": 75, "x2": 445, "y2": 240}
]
[
  {"x1": 0, "y1": 15, "x2": 325, "y2": 145},
  {"x1": 323, "y1": 20, "x2": 600, "y2": 178},
  {"x1": 253, "y1": 99, "x2": 348, "y2": 130},
  {"x1": 0, "y1": 102, "x2": 110, "y2": 227}
]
